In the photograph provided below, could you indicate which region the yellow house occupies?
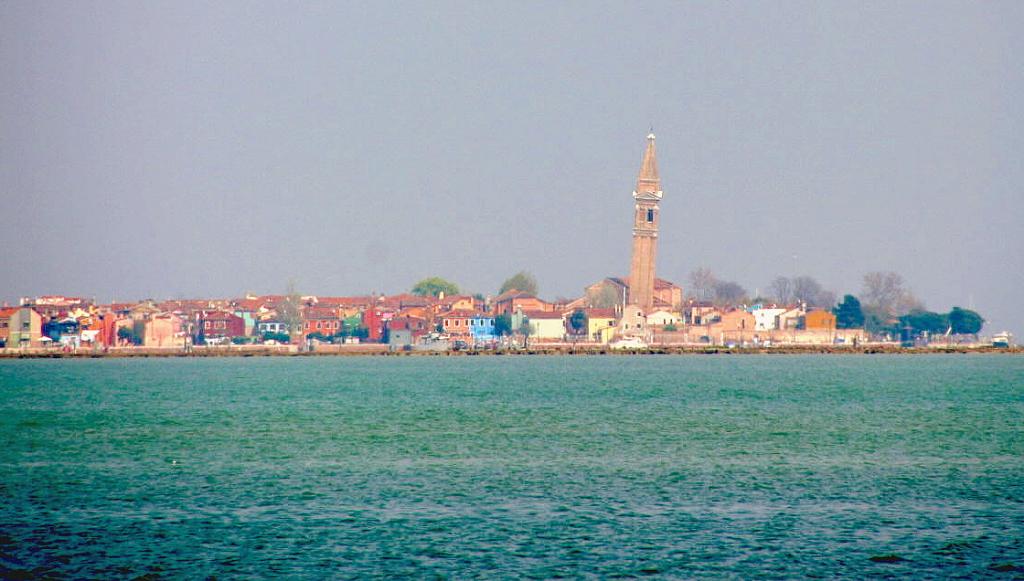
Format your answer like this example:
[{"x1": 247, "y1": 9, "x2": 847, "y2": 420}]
[
  {"x1": 586, "y1": 308, "x2": 618, "y2": 343},
  {"x1": 526, "y1": 311, "x2": 566, "y2": 341}
]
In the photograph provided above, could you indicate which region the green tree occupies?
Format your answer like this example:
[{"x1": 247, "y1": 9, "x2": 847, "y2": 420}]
[
  {"x1": 117, "y1": 325, "x2": 142, "y2": 346},
  {"x1": 493, "y1": 314, "x2": 513, "y2": 337},
  {"x1": 499, "y1": 271, "x2": 538, "y2": 296},
  {"x1": 862, "y1": 305, "x2": 892, "y2": 335},
  {"x1": 261, "y1": 331, "x2": 290, "y2": 343},
  {"x1": 518, "y1": 319, "x2": 532, "y2": 348},
  {"x1": 411, "y1": 277, "x2": 460, "y2": 298},
  {"x1": 948, "y1": 307, "x2": 984, "y2": 335},
  {"x1": 899, "y1": 310, "x2": 949, "y2": 336},
  {"x1": 833, "y1": 295, "x2": 865, "y2": 329},
  {"x1": 568, "y1": 309, "x2": 587, "y2": 336}
]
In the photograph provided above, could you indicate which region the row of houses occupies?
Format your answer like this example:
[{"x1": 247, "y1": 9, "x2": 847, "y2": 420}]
[
  {"x1": 0, "y1": 289, "x2": 861, "y2": 350},
  {"x1": 0, "y1": 293, "x2": 498, "y2": 349}
]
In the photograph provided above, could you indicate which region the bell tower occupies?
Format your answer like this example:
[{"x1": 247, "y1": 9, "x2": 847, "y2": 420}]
[{"x1": 628, "y1": 132, "x2": 661, "y2": 311}]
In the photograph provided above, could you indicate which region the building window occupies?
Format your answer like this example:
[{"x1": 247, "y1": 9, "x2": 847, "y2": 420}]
[{"x1": 647, "y1": 209, "x2": 654, "y2": 222}]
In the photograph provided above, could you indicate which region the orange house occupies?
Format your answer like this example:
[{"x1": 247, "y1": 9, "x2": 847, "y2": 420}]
[
  {"x1": 802, "y1": 309, "x2": 837, "y2": 331},
  {"x1": 442, "y1": 311, "x2": 475, "y2": 340},
  {"x1": 705, "y1": 309, "x2": 757, "y2": 344},
  {"x1": 438, "y1": 295, "x2": 478, "y2": 313}
]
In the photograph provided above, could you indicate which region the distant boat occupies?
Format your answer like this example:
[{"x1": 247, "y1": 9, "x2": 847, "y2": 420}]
[
  {"x1": 992, "y1": 332, "x2": 1012, "y2": 348},
  {"x1": 610, "y1": 337, "x2": 648, "y2": 350}
]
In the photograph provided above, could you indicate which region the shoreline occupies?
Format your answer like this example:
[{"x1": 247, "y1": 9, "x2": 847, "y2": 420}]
[{"x1": 1, "y1": 345, "x2": 1020, "y2": 358}]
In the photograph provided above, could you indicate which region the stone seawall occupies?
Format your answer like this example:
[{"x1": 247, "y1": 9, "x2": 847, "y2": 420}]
[{"x1": 0, "y1": 345, "x2": 1019, "y2": 358}]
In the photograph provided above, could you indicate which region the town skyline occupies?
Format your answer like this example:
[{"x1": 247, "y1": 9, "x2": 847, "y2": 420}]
[
  {"x1": 2, "y1": 133, "x2": 988, "y2": 351},
  {"x1": 2, "y1": 3, "x2": 1021, "y2": 334}
]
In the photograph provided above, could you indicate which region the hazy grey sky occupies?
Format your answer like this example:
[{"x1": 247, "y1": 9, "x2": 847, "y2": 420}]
[{"x1": 2, "y1": 2, "x2": 1022, "y2": 333}]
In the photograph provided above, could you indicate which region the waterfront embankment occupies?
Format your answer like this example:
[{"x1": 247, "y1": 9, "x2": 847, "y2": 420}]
[{"x1": 1, "y1": 344, "x2": 1020, "y2": 358}]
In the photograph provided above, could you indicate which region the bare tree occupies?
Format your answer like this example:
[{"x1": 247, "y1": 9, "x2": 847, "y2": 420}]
[
  {"x1": 769, "y1": 275, "x2": 835, "y2": 308},
  {"x1": 817, "y1": 290, "x2": 837, "y2": 310},
  {"x1": 768, "y1": 276, "x2": 793, "y2": 305},
  {"x1": 862, "y1": 271, "x2": 919, "y2": 317},
  {"x1": 277, "y1": 281, "x2": 304, "y2": 343},
  {"x1": 793, "y1": 276, "x2": 836, "y2": 308},
  {"x1": 687, "y1": 267, "x2": 718, "y2": 301},
  {"x1": 896, "y1": 292, "x2": 923, "y2": 316},
  {"x1": 712, "y1": 280, "x2": 748, "y2": 306},
  {"x1": 587, "y1": 284, "x2": 621, "y2": 309}
]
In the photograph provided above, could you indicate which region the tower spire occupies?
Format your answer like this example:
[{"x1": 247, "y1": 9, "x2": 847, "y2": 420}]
[{"x1": 637, "y1": 131, "x2": 659, "y2": 193}]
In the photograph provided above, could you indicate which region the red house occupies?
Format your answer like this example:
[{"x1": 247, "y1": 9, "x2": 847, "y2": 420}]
[
  {"x1": 198, "y1": 311, "x2": 245, "y2": 339},
  {"x1": 303, "y1": 306, "x2": 344, "y2": 337},
  {"x1": 362, "y1": 307, "x2": 391, "y2": 342}
]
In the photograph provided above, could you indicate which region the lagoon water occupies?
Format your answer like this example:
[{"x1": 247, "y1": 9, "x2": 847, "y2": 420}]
[{"x1": 1, "y1": 355, "x2": 1022, "y2": 578}]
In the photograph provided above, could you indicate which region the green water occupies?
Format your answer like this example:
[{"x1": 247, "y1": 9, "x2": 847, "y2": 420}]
[{"x1": 1, "y1": 355, "x2": 1022, "y2": 578}]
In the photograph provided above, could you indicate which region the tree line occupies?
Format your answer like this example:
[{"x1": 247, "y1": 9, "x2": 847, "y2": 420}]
[{"x1": 687, "y1": 268, "x2": 983, "y2": 336}]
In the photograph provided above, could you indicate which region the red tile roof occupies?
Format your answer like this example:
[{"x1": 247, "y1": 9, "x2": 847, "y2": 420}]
[
  {"x1": 314, "y1": 296, "x2": 374, "y2": 306},
  {"x1": 494, "y1": 290, "x2": 536, "y2": 301},
  {"x1": 523, "y1": 310, "x2": 563, "y2": 319}
]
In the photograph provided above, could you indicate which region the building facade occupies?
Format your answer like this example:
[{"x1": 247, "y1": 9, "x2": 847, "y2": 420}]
[{"x1": 8, "y1": 307, "x2": 43, "y2": 348}]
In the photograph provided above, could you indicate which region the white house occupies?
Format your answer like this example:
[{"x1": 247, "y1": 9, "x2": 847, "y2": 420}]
[
  {"x1": 752, "y1": 308, "x2": 788, "y2": 331},
  {"x1": 646, "y1": 309, "x2": 682, "y2": 328}
]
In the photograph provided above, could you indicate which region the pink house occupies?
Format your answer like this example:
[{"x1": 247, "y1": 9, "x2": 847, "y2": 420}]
[{"x1": 144, "y1": 314, "x2": 185, "y2": 347}]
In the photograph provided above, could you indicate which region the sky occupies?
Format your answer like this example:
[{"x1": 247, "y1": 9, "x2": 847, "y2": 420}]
[{"x1": 1, "y1": 2, "x2": 1022, "y2": 333}]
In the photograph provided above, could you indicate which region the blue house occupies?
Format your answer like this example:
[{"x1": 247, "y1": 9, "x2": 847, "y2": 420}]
[{"x1": 469, "y1": 314, "x2": 496, "y2": 344}]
